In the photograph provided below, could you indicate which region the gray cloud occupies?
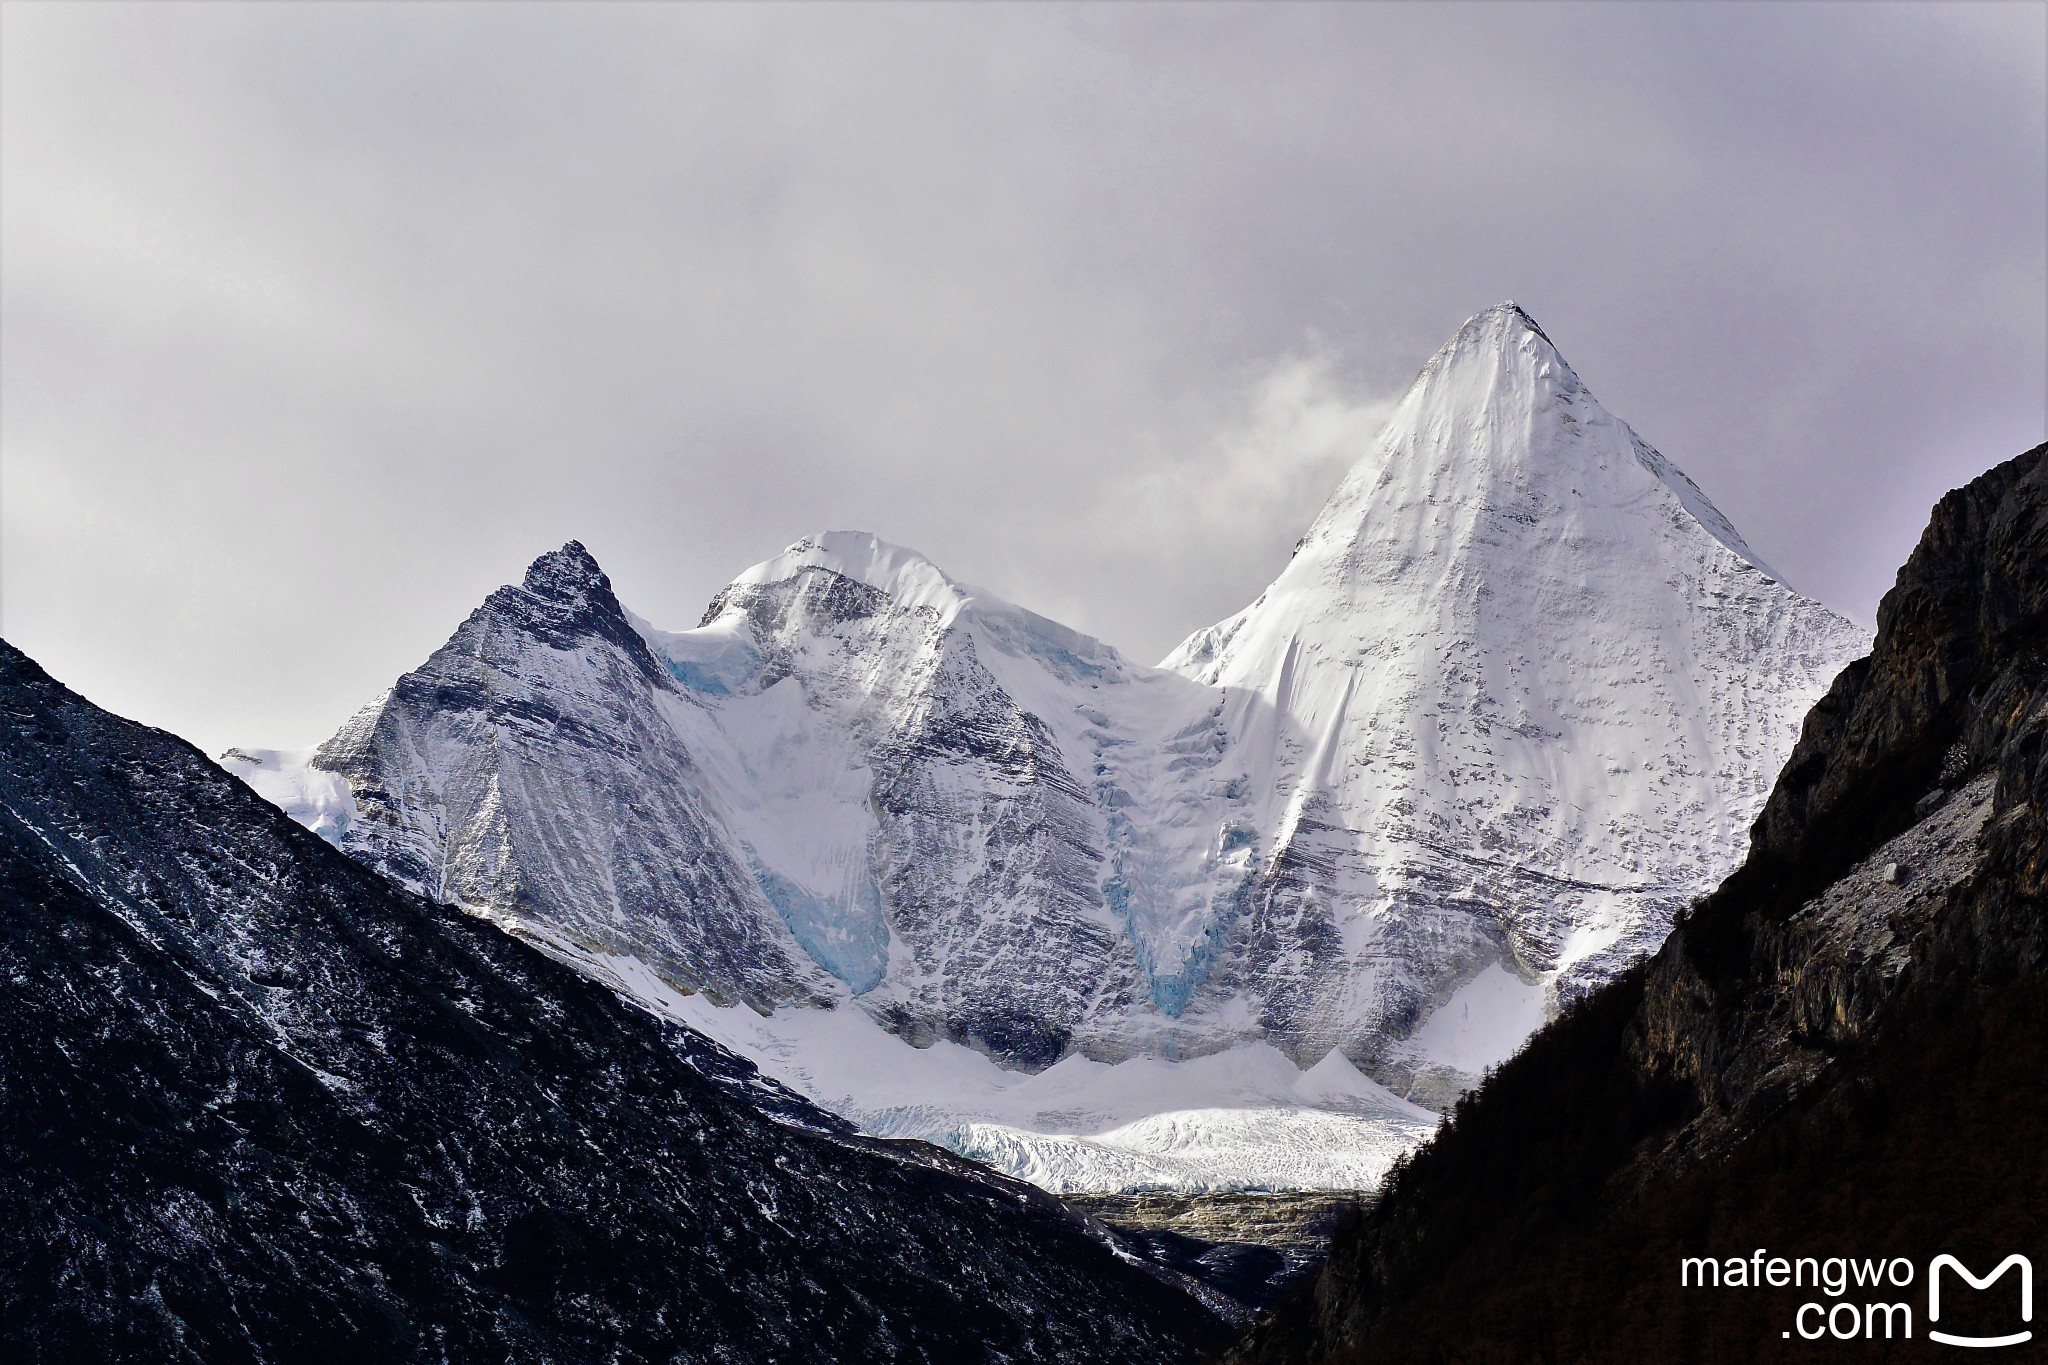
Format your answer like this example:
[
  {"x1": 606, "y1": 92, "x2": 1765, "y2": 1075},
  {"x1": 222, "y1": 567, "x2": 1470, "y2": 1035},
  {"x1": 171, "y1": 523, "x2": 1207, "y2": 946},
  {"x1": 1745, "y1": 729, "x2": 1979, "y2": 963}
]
[{"x1": 3, "y1": 1, "x2": 2042, "y2": 754}]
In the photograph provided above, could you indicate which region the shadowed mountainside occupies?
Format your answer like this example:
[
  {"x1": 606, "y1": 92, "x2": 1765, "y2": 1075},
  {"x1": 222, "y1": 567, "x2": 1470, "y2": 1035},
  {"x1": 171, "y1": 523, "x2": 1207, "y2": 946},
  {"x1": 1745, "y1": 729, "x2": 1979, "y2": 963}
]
[{"x1": 0, "y1": 640, "x2": 1227, "y2": 1364}]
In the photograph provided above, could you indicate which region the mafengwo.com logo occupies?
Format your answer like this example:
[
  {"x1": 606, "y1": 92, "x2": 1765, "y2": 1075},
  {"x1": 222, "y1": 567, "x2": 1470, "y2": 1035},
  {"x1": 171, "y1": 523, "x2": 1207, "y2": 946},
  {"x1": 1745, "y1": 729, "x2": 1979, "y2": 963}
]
[{"x1": 1681, "y1": 1251, "x2": 2032, "y2": 1346}]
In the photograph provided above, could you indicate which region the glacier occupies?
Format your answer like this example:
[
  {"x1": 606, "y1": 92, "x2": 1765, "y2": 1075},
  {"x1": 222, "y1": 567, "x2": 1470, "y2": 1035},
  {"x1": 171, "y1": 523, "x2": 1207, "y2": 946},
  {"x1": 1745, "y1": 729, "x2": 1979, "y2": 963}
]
[{"x1": 227, "y1": 302, "x2": 1869, "y2": 1190}]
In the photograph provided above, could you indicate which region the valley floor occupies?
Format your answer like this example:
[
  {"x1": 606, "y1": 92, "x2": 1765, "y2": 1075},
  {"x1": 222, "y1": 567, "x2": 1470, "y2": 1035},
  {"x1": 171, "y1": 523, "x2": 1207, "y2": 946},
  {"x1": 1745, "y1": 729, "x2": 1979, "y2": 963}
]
[{"x1": 1066, "y1": 1191, "x2": 1366, "y2": 1318}]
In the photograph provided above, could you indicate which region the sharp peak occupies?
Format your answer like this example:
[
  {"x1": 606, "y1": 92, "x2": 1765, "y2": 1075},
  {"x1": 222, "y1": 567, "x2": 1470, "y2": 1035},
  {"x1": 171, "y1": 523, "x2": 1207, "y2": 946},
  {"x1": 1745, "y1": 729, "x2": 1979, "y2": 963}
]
[
  {"x1": 477, "y1": 540, "x2": 670, "y2": 673},
  {"x1": 518, "y1": 540, "x2": 618, "y2": 602},
  {"x1": 1457, "y1": 299, "x2": 1559, "y2": 350},
  {"x1": 1497, "y1": 297, "x2": 1548, "y2": 330},
  {"x1": 526, "y1": 538, "x2": 601, "y2": 574},
  {"x1": 1397, "y1": 300, "x2": 1580, "y2": 401},
  {"x1": 1302, "y1": 302, "x2": 1787, "y2": 581}
]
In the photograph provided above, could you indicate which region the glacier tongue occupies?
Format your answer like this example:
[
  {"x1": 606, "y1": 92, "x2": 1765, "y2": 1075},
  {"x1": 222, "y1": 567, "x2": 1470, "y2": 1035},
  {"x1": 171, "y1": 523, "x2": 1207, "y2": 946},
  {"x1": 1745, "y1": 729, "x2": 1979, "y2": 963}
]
[{"x1": 232, "y1": 303, "x2": 1869, "y2": 1188}]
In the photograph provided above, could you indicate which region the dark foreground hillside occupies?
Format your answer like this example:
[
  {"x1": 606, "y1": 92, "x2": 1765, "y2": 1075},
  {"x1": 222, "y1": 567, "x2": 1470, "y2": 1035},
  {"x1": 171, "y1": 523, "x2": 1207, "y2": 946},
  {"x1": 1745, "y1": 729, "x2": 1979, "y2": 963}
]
[
  {"x1": 0, "y1": 640, "x2": 1226, "y2": 1364},
  {"x1": 1229, "y1": 444, "x2": 2048, "y2": 1363}
]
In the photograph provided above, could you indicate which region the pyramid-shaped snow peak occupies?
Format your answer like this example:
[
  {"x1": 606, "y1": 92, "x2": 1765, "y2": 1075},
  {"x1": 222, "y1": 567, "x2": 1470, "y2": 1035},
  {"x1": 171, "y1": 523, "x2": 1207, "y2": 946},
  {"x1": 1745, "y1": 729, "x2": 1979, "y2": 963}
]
[
  {"x1": 1306, "y1": 301, "x2": 1770, "y2": 575},
  {"x1": 1160, "y1": 303, "x2": 1867, "y2": 1095}
]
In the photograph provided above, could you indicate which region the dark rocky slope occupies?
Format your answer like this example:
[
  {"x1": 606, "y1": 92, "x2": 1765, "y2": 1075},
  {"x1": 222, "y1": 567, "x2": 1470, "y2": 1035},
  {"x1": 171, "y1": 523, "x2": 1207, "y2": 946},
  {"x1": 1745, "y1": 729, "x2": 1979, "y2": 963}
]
[
  {"x1": 0, "y1": 640, "x2": 1225, "y2": 1363},
  {"x1": 1227, "y1": 443, "x2": 2048, "y2": 1363}
]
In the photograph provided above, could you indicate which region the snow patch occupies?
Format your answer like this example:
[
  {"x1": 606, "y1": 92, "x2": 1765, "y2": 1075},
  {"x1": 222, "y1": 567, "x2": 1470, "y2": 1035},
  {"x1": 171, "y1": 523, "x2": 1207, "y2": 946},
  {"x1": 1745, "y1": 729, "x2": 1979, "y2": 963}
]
[
  {"x1": 1402, "y1": 962, "x2": 1551, "y2": 1077},
  {"x1": 219, "y1": 748, "x2": 356, "y2": 843}
]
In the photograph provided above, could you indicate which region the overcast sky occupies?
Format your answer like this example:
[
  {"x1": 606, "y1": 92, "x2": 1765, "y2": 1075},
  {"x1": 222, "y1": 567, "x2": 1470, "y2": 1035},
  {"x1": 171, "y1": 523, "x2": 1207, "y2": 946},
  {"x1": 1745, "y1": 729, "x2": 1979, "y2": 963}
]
[{"x1": 4, "y1": 2, "x2": 2043, "y2": 756}]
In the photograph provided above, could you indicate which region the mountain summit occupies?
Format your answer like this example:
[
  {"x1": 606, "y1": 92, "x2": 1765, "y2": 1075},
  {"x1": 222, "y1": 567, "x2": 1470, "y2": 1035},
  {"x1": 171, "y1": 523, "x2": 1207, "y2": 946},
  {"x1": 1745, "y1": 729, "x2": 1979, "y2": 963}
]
[
  {"x1": 1162, "y1": 301, "x2": 1867, "y2": 1097},
  {"x1": 231, "y1": 305, "x2": 1868, "y2": 1186}
]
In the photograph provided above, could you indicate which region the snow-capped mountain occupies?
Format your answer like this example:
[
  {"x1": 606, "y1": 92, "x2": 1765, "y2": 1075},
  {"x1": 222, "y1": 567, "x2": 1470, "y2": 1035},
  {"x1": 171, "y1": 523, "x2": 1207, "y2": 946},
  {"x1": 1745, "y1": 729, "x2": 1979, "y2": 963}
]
[
  {"x1": 1226, "y1": 441, "x2": 2048, "y2": 1365},
  {"x1": 228, "y1": 303, "x2": 1868, "y2": 1186},
  {"x1": 1161, "y1": 302, "x2": 1871, "y2": 1098},
  {"x1": 633, "y1": 532, "x2": 1266, "y2": 1067}
]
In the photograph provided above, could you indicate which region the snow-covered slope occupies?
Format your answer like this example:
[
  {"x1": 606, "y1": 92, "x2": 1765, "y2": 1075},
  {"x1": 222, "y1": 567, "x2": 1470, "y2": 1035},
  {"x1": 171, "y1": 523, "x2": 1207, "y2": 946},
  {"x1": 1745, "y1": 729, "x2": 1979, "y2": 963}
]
[
  {"x1": 232, "y1": 303, "x2": 1868, "y2": 1187},
  {"x1": 521, "y1": 928, "x2": 1436, "y2": 1194}
]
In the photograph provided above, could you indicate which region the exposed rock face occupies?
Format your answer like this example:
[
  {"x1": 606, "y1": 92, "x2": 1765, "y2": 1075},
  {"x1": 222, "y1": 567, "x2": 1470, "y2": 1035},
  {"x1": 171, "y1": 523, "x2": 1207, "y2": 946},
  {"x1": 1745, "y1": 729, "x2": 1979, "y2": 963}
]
[
  {"x1": 1226, "y1": 443, "x2": 2048, "y2": 1363},
  {"x1": 0, "y1": 639, "x2": 1227, "y2": 1363},
  {"x1": 235, "y1": 307, "x2": 1864, "y2": 1148}
]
